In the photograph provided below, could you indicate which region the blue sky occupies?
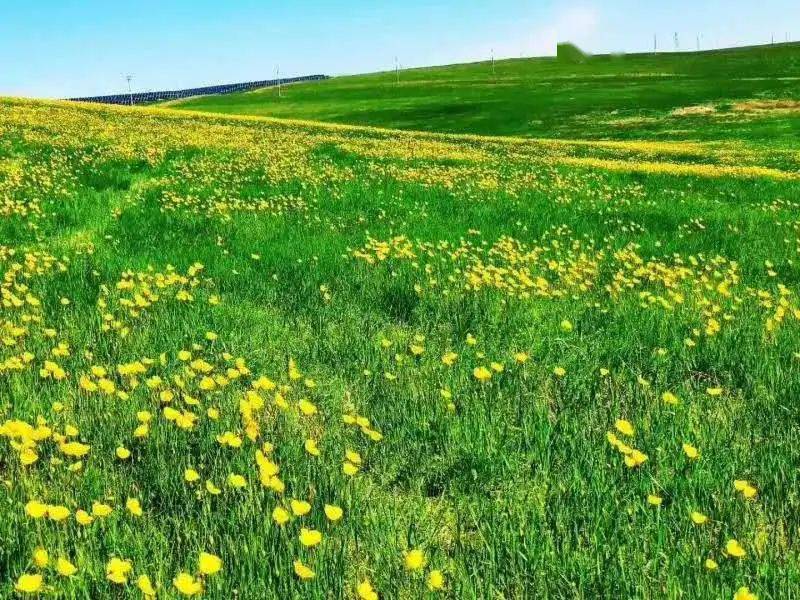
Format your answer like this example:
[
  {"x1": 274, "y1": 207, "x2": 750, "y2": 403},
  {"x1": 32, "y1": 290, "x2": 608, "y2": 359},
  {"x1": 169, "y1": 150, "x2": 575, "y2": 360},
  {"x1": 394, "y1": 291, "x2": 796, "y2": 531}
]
[{"x1": 1, "y1": 1, "x2": 798, "y2": 98}]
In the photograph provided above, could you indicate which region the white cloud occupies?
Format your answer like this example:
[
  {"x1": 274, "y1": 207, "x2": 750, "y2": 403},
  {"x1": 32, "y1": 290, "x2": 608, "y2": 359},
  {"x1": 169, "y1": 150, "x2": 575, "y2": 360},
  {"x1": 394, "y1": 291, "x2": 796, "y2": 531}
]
[
  {"x1": 531, "y1": 6, "x2": 599, "y2": 56},
  {"x1": 483, "y1": 5, "x2": 599, "y2": 59}
]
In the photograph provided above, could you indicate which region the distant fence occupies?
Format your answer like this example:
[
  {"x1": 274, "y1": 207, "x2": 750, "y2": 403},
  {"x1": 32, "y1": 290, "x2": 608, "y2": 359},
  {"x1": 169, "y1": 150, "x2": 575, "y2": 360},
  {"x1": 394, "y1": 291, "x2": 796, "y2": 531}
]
[{"x1": 68, "y1": 74, "x2": 328, "y2": 106}]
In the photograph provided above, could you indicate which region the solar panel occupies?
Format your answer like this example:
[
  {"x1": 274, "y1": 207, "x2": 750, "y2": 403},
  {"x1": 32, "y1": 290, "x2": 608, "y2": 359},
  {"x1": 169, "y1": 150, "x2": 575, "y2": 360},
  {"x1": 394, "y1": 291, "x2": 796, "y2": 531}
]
[{"x1": 67, "y1": 75, "x2": 328, "y2": 105}]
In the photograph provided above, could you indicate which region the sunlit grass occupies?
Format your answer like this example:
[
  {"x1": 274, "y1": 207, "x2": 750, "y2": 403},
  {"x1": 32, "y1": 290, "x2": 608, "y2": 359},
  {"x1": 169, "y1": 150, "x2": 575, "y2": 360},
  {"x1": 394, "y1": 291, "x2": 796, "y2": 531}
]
[{"x1": 0, "y1": 96, "x2": 799, "y2": 598}]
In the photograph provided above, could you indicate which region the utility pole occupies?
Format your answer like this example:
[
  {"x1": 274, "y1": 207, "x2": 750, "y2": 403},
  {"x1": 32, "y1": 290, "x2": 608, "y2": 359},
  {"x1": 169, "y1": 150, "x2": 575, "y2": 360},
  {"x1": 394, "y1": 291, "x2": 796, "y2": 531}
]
[
  {"x1": 125, "y1": 75, "x2": 134, "y2": 106},
  {"x1": 276, "y1": 65, "x2": 282, "y2": 98},
  {"x1": 653, "y1": 34, "x2": 657, "y2": 54},
  {"x1": 674, "y1": 32, "x2": 679, "y2": 51},
  {"x1": 697, "y1": 34, "x2": 700, "y2": 51}
]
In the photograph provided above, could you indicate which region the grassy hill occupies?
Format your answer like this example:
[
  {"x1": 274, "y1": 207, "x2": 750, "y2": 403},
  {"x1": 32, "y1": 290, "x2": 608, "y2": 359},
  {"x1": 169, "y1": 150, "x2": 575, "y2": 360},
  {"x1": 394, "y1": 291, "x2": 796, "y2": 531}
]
[
  {"x1": 1, "y1": 96, "x2": 800, "y2": 597},
  {"x1": 171, "y1": 42, "x2": 800, "y2": 140}
]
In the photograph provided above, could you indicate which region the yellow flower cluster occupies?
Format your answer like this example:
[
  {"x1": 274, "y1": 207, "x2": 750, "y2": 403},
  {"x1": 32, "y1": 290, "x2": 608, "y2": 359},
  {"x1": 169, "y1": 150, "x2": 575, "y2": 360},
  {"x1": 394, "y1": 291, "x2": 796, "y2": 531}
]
[
  {"x1": 353, "y1": 228, "x2": 800, "y2": 339},
  {"x1": 98, "y1": 263, "x2": 215, "y2": 337}
]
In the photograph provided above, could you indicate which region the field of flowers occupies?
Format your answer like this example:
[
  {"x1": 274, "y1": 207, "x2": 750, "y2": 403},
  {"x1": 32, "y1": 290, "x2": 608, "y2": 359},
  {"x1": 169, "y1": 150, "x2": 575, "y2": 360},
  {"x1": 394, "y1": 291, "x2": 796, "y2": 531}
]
[{"x1": 1, "y1": 97, "x2": 799, "y2": 598}]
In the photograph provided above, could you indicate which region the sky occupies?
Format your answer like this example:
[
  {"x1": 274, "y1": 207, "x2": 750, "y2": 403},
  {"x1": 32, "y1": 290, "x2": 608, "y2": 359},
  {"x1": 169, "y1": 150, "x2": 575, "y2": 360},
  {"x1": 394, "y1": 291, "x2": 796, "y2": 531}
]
[{"x1": 1, "y1": 1, "x2": 798, "y2": 98}]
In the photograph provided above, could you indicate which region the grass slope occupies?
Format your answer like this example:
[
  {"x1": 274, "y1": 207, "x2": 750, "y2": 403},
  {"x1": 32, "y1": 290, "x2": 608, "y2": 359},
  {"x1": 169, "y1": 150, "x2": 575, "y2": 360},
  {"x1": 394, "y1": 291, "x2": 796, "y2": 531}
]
[
  {"x1": 171, "y1": 43, "x2": 800, "y2": 140},
  {"x1": 0, "y1": 97, "x2": 799, "y2": 598}
]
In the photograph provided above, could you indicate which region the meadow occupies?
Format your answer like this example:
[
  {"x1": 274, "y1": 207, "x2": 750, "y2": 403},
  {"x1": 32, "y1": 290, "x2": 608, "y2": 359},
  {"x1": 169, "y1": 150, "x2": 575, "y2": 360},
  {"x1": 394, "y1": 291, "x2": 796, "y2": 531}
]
[
  {"x1": 173, "y1": 43, "x2": 800, "y2": 142},
  {"x1": 1, "y1": 48, "x2": 800, "y2": 599}
]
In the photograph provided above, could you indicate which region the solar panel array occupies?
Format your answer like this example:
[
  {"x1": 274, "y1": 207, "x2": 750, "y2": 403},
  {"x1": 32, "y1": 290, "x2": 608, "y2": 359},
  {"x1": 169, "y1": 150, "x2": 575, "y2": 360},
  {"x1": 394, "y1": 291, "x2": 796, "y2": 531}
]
[{"x1": 68, "y1": 75, "x2": 328, "y2": 106}]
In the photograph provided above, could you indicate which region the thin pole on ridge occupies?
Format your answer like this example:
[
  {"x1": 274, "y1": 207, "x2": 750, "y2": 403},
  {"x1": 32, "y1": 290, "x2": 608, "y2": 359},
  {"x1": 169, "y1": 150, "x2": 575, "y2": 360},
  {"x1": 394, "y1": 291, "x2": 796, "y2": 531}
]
[{"x1": 126, "y1": 75, "x2": 134, "y2": 106}]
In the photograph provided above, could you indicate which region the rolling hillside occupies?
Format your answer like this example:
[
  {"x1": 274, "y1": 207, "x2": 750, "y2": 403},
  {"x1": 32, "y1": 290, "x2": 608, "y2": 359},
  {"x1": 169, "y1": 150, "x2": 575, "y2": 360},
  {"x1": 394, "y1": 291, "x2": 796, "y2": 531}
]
[
  {"x1": 6, "y1": 34, "x2": 800, "y2": 600},
  {"x1": 3, "y1": 95, "x2": 800, "y2": 598},
  {"x1": 170, "y1": 42, "x2": 800, "y2": 140}
]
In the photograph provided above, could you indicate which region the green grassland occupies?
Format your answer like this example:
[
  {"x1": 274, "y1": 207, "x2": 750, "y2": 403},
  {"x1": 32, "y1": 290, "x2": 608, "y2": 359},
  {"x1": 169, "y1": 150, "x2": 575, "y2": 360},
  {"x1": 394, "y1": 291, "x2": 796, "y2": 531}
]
[
  {"x1": 1, "y1": 43, "x2": 800, "y2": 600},
  {"x1": 172, "y1": 43, "x2": 800, "y2": 142}
]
